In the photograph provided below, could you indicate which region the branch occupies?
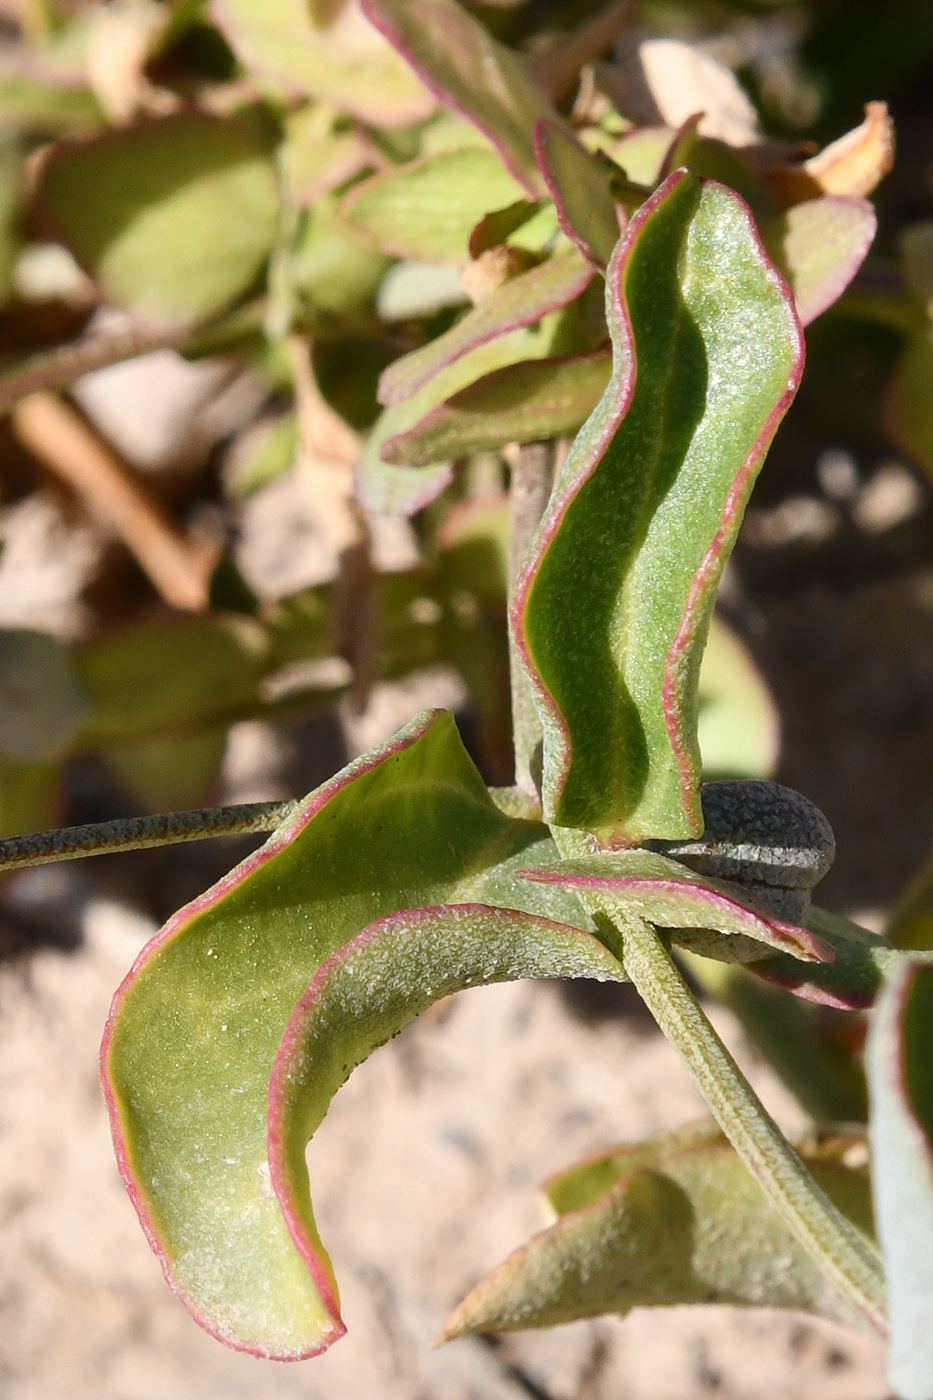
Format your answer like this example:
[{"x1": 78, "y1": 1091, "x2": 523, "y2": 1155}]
[{"x1": 0, "y1": 800, "x2": 297, "y2": 875}]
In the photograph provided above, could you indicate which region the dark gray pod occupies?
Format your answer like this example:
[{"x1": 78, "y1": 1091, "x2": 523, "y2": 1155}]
[{"x1": 648, "y1": 779, "x2": 835, "y2": 925}]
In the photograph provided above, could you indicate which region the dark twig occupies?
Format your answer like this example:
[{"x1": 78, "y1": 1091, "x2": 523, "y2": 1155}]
[{"x1": 0, "y1": 801, "x2": 298, "y2": 876}]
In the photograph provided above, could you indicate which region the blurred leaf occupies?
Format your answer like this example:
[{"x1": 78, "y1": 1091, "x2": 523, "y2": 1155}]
[
  {"x1": 39, "y1": 115, "x2": 279, "y2": 323},
  {"x1": 376, "y1": 261, "x2": 469, "y2": 320},
  {"x1": 105, "y1": 728, "x2": 228, "y2": 813},
  {"x1": 469, "y1": 198, "x2": 541, "y2": 258},
  {"x1": 224, "y1": 412, "x2": 298, "y2": 500},
  {"x1": 75, "y1": 614, "x2": 268, "y2": 746},
  {"x1": 211, "y1": 0, "x2": 435, "y2": 129},
  {"x1": 534, "y1": 119, "x2": 621, "y2": 268},
  {"x1": 265, "y1": 587, "x2": 335, "y2": 667},
  {"x1": 885, "y1": 323, "x2": 933, "y2": 477},
  {"x1": 0, "y1": 755, "x2": 60, "y2": 840},
  {"x1": 378, "y1": 250, "x2": 593, "y2": 404},
  {"x1": 342, "y1": 149, "x2": 526, "y2": 264},
  {"x1": 102, "y1": 710, "x2": 613, "y2": 1357},
  {"x1": 0, "y1": 138, "x2": 25, "y2": 307},
  {"x1": 761, "y1": 197, "x2": 876, "y2": 327},
  {"x1": 0, "y1": 74, "x2": 103, "y2": 135},
  {"x1": 359, "y1": 309, "x2": 582, "y2": 514},
  {"x1": 888, "y1": 843, "x2": 933, "y2": 951},
  {"x1": 868, "y1": 961, "x2": 933, "y2": 1400},
  {"x1": 584, "y1": 125, "x2": 673, "y2": 188},
  {"x1": 362, "y1": 0, "x2": 562, "y2": 196},
  {"x1": 667, "y1": 126, "x2": 772, "y2": 220},
  {"x1": 443, "y1": 1125, "x2": 873, "y2": 1337},
  {"x1": 0, "y1": 629, "x2": 87, "y2": 762},
  {"x1": 697, "y1": 615, "x2": 779, "y2": 780},
  {"x1": 514, "y1": 172, "x2": 803, "y2": 843},
  {"x1": 292, "y1": 194, "x2": 392, "y2": 315},
  {"x1": 383, "y1": 349, "x2": 611, "y2": 466},
  {"x1": 900, "y1": 220, "x2": 933, "y2": 306},
  {"x1": 279, "y1": 105, "x2": 372, "y2": 208}
]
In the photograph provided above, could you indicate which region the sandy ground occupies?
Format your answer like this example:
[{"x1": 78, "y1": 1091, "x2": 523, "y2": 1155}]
[{"x1": 0, "y1": 880, "x2": 887, "y2": 1400}]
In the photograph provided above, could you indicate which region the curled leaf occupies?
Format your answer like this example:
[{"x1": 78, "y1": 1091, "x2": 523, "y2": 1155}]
[
  {"x1": 381, "y1": 350, "x2": 612, "y2": 467},
  {"x1": 771, "y1": 102, "x2": 895, "y2": 207},
  {"x1": 377, "y1": 250, "x2": 594, "y2": 404},
  {"x1": 102, "y1": 711, "x2": 597, "y2": 1357},
  {"x1": 359, "y1": 309, "x2": 584, "y2": 514},
  {"x1": 444, "y1": 1124, "x2": 873, "y2": 1337},
  {"x1": 268, "y1": 904, "x2": 625, "y2": 1351},
  {"x1": 513, "y1": 171, "x2": 803, "y2": 843}
]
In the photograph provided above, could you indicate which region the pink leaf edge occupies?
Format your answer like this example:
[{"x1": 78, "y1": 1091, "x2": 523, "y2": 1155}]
[{"x1": 518, "y1": 869, "x2": 835, "y2": 964}]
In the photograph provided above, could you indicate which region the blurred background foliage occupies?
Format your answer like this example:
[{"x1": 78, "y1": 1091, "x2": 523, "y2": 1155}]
[{"x1": 0, "y1": 0, "x2": 929, "y2": 953}]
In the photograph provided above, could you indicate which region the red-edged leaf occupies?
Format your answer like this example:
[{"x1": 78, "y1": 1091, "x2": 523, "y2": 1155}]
[
  {"x1": 362, "y1": 0, "x2": 567, "y2": 197},
  {"x1": 513, "y1": 171, "x2": 803, "y2": 843},
  {"x1": 378, "y1": 250, "x2": 594, "y2": 405},
  {"x1": 534, "y1": 118, "x2": 623, "y2": 268}
]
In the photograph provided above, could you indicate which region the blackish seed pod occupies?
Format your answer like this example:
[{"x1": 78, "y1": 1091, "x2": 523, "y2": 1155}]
[{"x1": 648, "y1": 779, "x2": 835, "y2": 925}]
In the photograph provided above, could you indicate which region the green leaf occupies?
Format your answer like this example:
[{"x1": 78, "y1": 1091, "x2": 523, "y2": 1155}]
[
  {"x1": 279, "y1": 105, "x2": 371, "y2": 209},
  {"x1": 381, "y1": 350, "x2": 612, "y2": 466},
  {"x1": 697, "y1": 615, "x2": 779, "y2": 779},
  {"x1": 513, "y1": 171, "x2": 803, "y2": 843},
  {"x1": 443, "y1": 1124, "x2": 874, "y2": 1336},
  {"x1": 868, "y1": 961, "x2": 933, "y2": 1400},
  {"x1": 362, "y1": 0, "x2": 562, "y2": 197},
  {"x1": 0, "y1": 628, "x2": 87, "y2": 761},
  {"x1": 75, "y1": 614, "x2": 269, "y2": 747},
  {"x1": 341, "y1": 148, "x2": 526, "y2": 264},
  {"x1": 0, "y1": 75, "x2": 103, "y2": 136},
  {"x1": 534, "y1": 119, "x2": 621, "y2": 268},
  {"x1": 518, "y1": 850, "x2": 833, "y2": 963},
  {"x1": 268, "y1": 904, "x2": 625, "y2": 1354},
  {"x1": 378, "y1": 249, "x2": 594, "y2": 404},
  {"x1": 38, "y1": 115, "x2": 280, "y2": 323},
  {"x1": 899, "y1": 219, "x2": 933, "y2": 304},
  {"x1": 761, "y1": 196, "x2": 877, "y2": 326},
  {"x1": 886, "y1": 322, "x2": 933, "y2": 477},
  {"x1": 358, "y1": 309, "x2": 582, "y2": 514},
  {"x1": 292, "y1": 194, "x2": 391, "y2": 315},
  {"x1": 888, "y1": 843, "x2": 933, "y2": 950},
  {"x1": 105, "y1": 728, "x2": 228, "y2": 813},
  {"x1": 0, "y1": 138, "x2": 24, "y2": 308},
  {"x1": 589, "y1": 126, "x2": 674, "y2": 188},
  {"x1": 0, "y1": 754, "x2": 60, "y2": 840},
  {"x1": 223, "y1": 412, "x2": 298, "y2": 500},
  {"x1": 210, "y1": 0, "x2": 435, "y2": 129},
  {"x1": 102, "y1": 710, "x2": 608, "y2": 1357}
]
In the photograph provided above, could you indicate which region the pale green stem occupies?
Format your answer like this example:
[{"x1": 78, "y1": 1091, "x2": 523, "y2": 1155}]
[
  {"x1": 601, "y1": 910, "x2": 888, "y2": 1335},
  {"x1": 0, "y1": 801, "x2": 298, "y2": 875},
  {"x1": 508, "y1": 440, "x2": 554, "y2": 795}
]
